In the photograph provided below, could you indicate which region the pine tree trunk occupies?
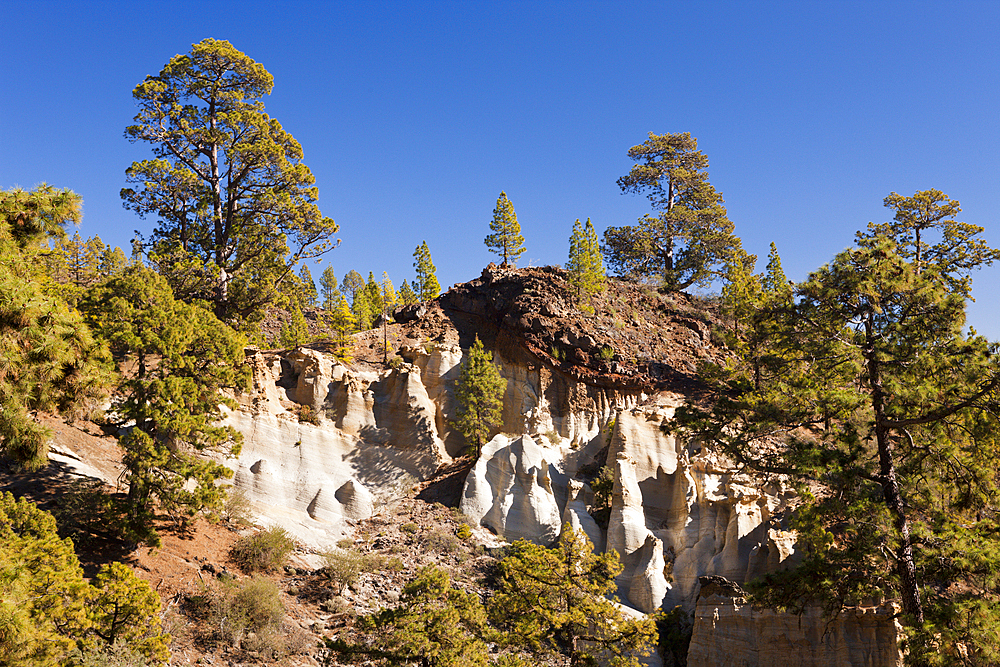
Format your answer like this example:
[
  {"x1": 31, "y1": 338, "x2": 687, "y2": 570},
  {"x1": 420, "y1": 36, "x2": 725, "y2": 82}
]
[{"x1": 864, "y1": 315, "x2": 924, "y2": 625}]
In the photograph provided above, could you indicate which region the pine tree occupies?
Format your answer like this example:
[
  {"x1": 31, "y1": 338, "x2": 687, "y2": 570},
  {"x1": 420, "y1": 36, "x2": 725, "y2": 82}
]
[
  {"x1": 566, "y1": 218, "x2": 605, "y2": 308},
  {"x1": 0, "y1": 491, "x2": 90, "y2": 665},
  {"x1": 0, "y1": 493, "x2": 169, "y2": 666},
  {"x1": 380, "y1": 272, "x2": 397, "y2": 312},
  {"x1": 122, "y1": 39, "x2": 339, "y2": 327},
  {"x1": 41, "y1": 234, "x2": 70, "y2": 285},
  {"x1": 484, "y1": 192, "x2": 526, "y2": 266},
  {"x1": 319, "y1": 266, "x2": 341, "y2": 310},
  {"x1": 398, "y1": 280, "x2": 418, "y2": 306},
  {"x1": 279, "y1": 305, "x2": 310, "y2": 349},
  {"x1": 676, "y1": 190, "x2": 1000, "y2": 658},
  {"x1": 87, "y1": 562, "x2": 171, "y2": 663},
  {"x1": 378, "y1": 272, "x2": 398, "y2": 363},
  {"x1": 720, "y1": 245, "x2": 761, "y2": 336},
  {"x1": 720, "y1": 242, "x2": 790, "y2": 391},
  {"x1": 298, "y1": 264, "x2": 318, "y2": 307},
  {"x1": 604, "y1": 132, "x2": 739, "y2": 289},
  {"x1": 351, "y1": 276, "x2": 374, "y2": 331},
  {"x1": 328, "y1": 565, "x2": 489, "y2": 667},
  {"x1": 489, "y1": 526, "x2": 656, "y2": 667},
  {"x1": 453, "y1": 337, "x2": 506, "y2": 456},
  {"x1": 327, "y1": 295, "x2": 355, "y2": 362},
  {"x1": 341, "y1": 270, "x2": 365, "y2": 305},
  {"x1": 413, "y1": 241, "x2": 441, "y2": 300},
  {"x1": 0, "y1": 187, "x2": 110, "y2": 470},
  {"x1": 97, "y1": 245, "x2": 128, "y2": 280},
  {"x1": 761, "y1": 241, "x2": 790, "y2": 299},
  {"x1": 80, "y1": 266, "x2": 247, "y2": 546}
]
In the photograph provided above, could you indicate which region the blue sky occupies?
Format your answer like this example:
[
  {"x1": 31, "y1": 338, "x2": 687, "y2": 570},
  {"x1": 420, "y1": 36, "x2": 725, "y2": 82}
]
[{"x1": 3, "y1": 1, "x2": 999, "y2": 336}]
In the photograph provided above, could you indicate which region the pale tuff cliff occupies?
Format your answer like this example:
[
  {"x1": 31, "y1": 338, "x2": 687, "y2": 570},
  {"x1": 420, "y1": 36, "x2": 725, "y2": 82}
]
[
  {"x1": 687, "y1": 578, "x2": 903, "y2": 667},
  {"x1": 222, "y1": 265, "x2": 901, "y2": 662}
]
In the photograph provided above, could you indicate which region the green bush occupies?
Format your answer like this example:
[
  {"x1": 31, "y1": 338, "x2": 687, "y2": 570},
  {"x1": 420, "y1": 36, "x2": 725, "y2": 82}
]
[
  {"x1": 222, "y1": 487, "x2": 253, "y2": 525},
  {"x1": 656, "y1": 606, "x2": 693, "y2": 667},
  {"x1": 456, "y1": 524, "x2": 473, "y2": 541},
  {"x1": 323, "y1": 549, "x2": 367, "y2": 595},
  {"x1": 228, "y1": 526, "x2": 295, "y2": 573},
  {"x1": 210, "y1": 576, "x2": 283, "y2": 647},
  {"x1": 400, "y1": 522, "x2": 419, "y2": 534},
  {"x1": 323, "y1": 549, "x2": 392, "y2": 595},
  {"x1": 298, "y1": 404, "x2": 320, "y2": 425}
]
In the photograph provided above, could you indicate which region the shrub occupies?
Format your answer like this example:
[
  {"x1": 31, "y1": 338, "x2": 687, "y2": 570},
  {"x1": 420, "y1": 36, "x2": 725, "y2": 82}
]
[
  {"x1": 320, "y1": 595, "x2": 355, "y2": 615},
  {"x1": 298, "y1": 404, "x2": 320, "y2": 425},
  {"x1": 210, "y1": 576, "x2": 283, "y2": 646},
  {"x1": 456, "y1": 524, "x2": 473, "y2": 541},
  {"x1": 228, "y1": 526, "x2": 295, "y2": 573},
  {"x1": 322, "y1": 549, "x2": 367, "y2": 595},
  {"x1": 590, "y1": 466, "x2": 615, "y2": 530},
  {"x1": 544, "y1": 429, "x2": 560, "y2": 445},
  {"x1": 656, "y1": 606, "x2": 693, "y2": 667},
  {"x1": 222, "y1": 487, "x2": 253, "y2": 525},
  {"x1": 400, "y1": 522, "x2": 419, "y2": 534},
  {"x1": 422, "y1": 528, "x2": 462, "y2": 554},
  {"x1": 598, "y1": 345, "x2": 615, "y2": 361},
  {"x1": 323, "y1": 549, "x2": 392, "y2": 595}
]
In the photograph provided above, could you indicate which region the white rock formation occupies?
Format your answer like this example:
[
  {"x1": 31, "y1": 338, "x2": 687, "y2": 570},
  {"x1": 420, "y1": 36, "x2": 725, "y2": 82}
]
[
  {"x1": 225, "y1": 348, "x2": 450, "y2": 548},
  {"x1": 231, "y1": 342, "x2": 797, "y2": 616},
  {"x1": 460, "y1": 434, "x2": 566, "y2": 544},
  {"x1": 606, "y1": 406, "x2": 798, "y2": 612},
  {"x1": 562, "y1": 479, "x2": 603, "y2": 552}
]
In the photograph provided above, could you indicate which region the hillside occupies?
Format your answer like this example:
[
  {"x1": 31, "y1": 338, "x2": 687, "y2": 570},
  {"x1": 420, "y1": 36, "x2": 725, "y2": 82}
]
[{"x1": 1, "y1": 266, "x2": 904, "y2": 666}]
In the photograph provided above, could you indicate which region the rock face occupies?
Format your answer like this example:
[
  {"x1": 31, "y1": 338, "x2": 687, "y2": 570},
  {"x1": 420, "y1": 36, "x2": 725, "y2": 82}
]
[
  {"x1": 227, "y1": 346, "x2": 456, "y2": 547},
  {"x1": 460, "y1": 400, "x2": 799, "y2": 613},
  {"x1": 687, "y1": 577, "x2": 904, "y2": 667},
  {"x1": 606, "y1": 406, "x2": 799, "y2": 612}
]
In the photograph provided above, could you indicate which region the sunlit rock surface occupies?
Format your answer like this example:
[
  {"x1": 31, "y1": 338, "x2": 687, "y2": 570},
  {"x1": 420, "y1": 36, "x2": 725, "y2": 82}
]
[
  {"x1": 226, "y1": 347, "x2": 449, "y2": 547},
  {"x1": 688, "y1": 577, "x2": 903, "y2": 667}
]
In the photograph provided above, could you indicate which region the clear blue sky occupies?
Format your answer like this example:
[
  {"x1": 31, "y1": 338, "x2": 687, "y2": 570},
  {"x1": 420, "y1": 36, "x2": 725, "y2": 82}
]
[{"x1": 3, "y1": 1, "x2": 999, "y2": 336}]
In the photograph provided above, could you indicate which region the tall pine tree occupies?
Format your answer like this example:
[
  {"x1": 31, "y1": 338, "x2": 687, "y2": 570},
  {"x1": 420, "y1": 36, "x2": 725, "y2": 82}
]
[
  {"x1": 80, "y1": 266, "x2": 247, "y2": 546},
  {"x1": 484, "y1": 192, "x2": 526, "y2": 267},
  {"x1": 566, "y1": 218, "x2": 605, "y2": 308},
  {"x1": 298, "y1": 264, "x2": 318, "y2": 307},
  {"x1": 327, "y1": 295, "x2": 355, "y2": 362},
  {"x1": 341, "y1": 270, "x2": 365, "y2": 306},
  {"x1": 453, "y1": 337, "x2": 506, "y2": 456},
  {"x1": 0, "y1": 186, "x2": 110, "y2": 470},
  {"x1": 676, "y1": 190, "x2": 1000, "y2": 659},
  {"x1": 398, "y1": 280, "x2": 418, "y2": 306},
  {"x1": 412, "y1": 241, "x2": 441, "y2": 300},
  {"x1": 319, "y1": 266, "x2": 340, "y2": 310},
  {"x1": 604, "y1": 132, "x2": 739, "y2": 289},
  {"x1": 489, "y1": 526, "x2": 655, "y2": 667}
]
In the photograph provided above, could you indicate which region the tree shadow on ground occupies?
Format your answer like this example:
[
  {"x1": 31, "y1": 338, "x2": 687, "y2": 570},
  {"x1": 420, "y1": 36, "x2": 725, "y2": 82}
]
[{"x1": 0, "y1": 456, "x2": 134, "y2": 576}]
